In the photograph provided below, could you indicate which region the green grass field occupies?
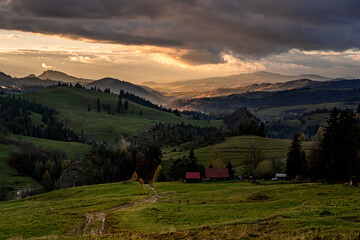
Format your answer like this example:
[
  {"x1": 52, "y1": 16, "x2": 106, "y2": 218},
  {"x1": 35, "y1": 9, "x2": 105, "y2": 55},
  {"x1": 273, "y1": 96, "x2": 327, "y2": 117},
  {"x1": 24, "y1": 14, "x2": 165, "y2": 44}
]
[
  {"x1": 162, "y1": 136, "x2": 313, "y2": 175},
  {"x1": 8, "y1": 135, "x2": 91, "y2": 158},
  {"x1": 0, "y1": 182, "x2": 148, "y2": 239},
  {"x1": 1, "y1": 182, "x2": 359, "y2": 239},
  {"x1": 22, "y1": 87, "x2": 222, "y2": 143}
]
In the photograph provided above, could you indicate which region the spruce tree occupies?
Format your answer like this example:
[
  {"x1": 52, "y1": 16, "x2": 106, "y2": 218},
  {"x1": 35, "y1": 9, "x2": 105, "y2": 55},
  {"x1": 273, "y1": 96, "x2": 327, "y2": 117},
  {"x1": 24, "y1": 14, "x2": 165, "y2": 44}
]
[
  {"x1": 96, "y1": 98, "x2": 100, "y2": 113},
  {"x1": 124, "y1": 100, "x2": 129, "y2": 111},
  {"x1": 227, "y1": 161, "x2": 235, "y2": 179},
  {"x1": 320, "y1": 109, "x2": 360, "y2": 182},
  {"x1": 117, "y1": 99, "x2": 124, "y2": 113},
  {"x1": 286, "y1": 133, "x2": 306, "y2": 179}
]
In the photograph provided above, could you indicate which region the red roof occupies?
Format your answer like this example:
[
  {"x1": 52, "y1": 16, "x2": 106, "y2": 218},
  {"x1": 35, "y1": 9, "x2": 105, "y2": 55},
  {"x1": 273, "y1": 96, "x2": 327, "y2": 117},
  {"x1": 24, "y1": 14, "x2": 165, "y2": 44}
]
[
  {"x1": 186, "y1": 172, "x2": 200, "y2": 179},
  {"x1": 205, "y1": 168, "x2": 229, "y2": 178}
]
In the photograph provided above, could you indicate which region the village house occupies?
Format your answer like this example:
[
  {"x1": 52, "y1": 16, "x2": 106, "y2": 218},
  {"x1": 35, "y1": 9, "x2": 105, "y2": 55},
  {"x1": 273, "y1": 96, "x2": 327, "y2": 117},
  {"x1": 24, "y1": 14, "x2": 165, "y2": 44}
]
[
  {"x1": 205, "y1": 168, "x2": 229, "y2": 181},
  {"x1": 185, "y1": 172, "x2": 201, "y2": 182}
]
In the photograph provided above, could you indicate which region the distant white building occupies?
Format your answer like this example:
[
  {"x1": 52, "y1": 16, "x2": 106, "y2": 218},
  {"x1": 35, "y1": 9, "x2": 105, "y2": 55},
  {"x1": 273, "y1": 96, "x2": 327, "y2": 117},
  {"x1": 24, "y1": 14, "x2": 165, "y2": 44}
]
[{"x1": 273, "y1": 173, "x2": 288, "y2": 180}]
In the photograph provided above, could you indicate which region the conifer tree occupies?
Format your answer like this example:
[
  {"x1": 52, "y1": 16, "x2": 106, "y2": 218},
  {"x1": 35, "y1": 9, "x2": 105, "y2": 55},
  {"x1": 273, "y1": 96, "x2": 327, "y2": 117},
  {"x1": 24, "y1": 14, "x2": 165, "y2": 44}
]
[
  {"x1": 117, "y1": 99, "x2": 124, "y2": 113},
  {"x1": 124, "y1": 100, "x2": 129, "y2": 111},
  {"x1": 286, "y1": 133, "x2": 306, "y2": 179}
]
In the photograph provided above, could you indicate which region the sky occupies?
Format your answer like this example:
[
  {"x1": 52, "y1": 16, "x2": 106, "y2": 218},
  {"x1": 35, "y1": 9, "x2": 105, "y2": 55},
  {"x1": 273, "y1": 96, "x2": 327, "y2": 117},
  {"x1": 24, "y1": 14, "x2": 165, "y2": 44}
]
[{"x1": 0, "y1": 0, "x2": 360, "y2": 83}]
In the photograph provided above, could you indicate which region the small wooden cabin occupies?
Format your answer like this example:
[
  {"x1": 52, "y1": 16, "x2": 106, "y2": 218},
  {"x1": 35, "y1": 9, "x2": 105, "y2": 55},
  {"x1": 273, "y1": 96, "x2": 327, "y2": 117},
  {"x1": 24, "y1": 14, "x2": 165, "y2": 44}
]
[
  {"x1": 205, "y1": 168, "x2": 229, "y2": 181},
  {"x1": 186, "y1": 172, "x2": 201, "y2": 182}
]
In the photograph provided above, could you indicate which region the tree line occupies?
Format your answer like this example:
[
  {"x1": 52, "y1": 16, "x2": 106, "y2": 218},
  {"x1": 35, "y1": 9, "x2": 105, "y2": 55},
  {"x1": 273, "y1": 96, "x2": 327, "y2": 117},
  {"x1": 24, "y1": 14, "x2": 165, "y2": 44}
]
[
  {"x1": 131, "y1": 122, "x2": 225, "y2": 148},
  {"x1": 0, "y1": 94, "x2": 82, "y2": 142},
  {"x1": 7, "y1": 141, "x2": 164, "y2": 192},
  {"x1": 286, "y1": 108, "x2": 360, "y2": 183}
]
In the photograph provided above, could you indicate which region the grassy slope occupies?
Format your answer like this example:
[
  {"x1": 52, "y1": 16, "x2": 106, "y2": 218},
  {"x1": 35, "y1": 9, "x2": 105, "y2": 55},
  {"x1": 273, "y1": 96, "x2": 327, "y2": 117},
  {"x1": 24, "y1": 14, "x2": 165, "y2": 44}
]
[
  {"x1": 114, "y1": 182, "x2": 360, "y2": 239},
  {"x1": 23, "y1": 87, "x2": 222, "y2": 143},
  {"x1": 8, "y1": 135, "x2": 91, "y2": 158},
  {"x1": 0, "y1": 182, "x2": 148, "y2": 239},
  {"x1": 162, "y1": 136, "x2": 312, "y2": 174},
  {"x1": 1, "y1": 182, "x2": 360, "y2": 239}
]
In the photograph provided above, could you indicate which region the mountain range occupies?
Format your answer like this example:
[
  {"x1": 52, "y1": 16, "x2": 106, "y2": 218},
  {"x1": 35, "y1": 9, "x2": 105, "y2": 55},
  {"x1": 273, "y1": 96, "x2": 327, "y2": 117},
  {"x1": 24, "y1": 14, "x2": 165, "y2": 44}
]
[
  {"x1": 4, "y1": 70, "x2": 357, "y2": 111},
  {"x1": 0, "y1": 70, "x2": 169, "y2": 105},
  {"x1": 169, "y1": 79, "x2": 360, "y2": 114},
  {"x1": 142, "y1": 71, "x2": 331, "y2": 98}
]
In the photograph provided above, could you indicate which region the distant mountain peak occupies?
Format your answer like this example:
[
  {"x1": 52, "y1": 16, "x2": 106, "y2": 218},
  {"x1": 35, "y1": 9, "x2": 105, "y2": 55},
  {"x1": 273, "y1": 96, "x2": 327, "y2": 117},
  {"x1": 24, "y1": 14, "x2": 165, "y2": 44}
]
[
  {"x1": 0, "y1": 71, "x2": 13, "y2": 79},
  {"x1": 38, "y1": 70, "x2": 92, "y2": 83},
  {"x1": 39, "y1": 70, "x2": 71, "y2": 79},
  {"x1": 87, "y1": 77, "x2": 169, "y2": 105},
  {"x1": 26, "y1": 74, "x2": 37, "y2": 78}
]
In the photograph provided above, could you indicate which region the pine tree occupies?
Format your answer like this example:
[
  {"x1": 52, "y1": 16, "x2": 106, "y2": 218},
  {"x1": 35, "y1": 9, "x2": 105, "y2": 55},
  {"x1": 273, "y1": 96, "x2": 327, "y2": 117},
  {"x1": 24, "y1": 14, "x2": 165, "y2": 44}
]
[
  {"x1": 227, "y1": 161, "x2": 235, "y2": 179},
  {"x1": 96, "y1": 98, "x2": 101, "y2": 113},
  {"x1": 286, "y1": 133, "x2": 306, "y2": 179},
  {"x1": 119, "y1": 89, "x2": 125, "y2": 99},
  {"x1": 124, "y1": 100, "x2": 129, "y2": 111},
  {"x1": 320, "y1": 109, "x2": 360, "y2": 182},
  {"x1": 117, "y1": 99, "x2": 124, "y2": 113},
  {"x1": 258, "y1": 122, "x2": 266, "y2": 137}
]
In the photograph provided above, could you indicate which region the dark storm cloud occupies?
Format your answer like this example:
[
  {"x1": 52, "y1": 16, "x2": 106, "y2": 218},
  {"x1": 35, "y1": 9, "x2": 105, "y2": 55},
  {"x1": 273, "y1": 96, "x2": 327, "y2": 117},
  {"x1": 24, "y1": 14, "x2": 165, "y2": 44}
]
[{"x1": 1, "y1": 0, "x2": 360, "y2": 65}]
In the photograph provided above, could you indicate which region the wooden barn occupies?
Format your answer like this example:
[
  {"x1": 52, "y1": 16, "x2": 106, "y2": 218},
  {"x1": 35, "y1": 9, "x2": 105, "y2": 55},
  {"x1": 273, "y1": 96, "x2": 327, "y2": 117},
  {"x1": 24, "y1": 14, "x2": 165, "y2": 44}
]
[
  {"x1": 185, "y1": 172, "x2": 201, "y2": 182},
  {"x1": 205, "y1": 168, "x2": 229, "y2": 181}
]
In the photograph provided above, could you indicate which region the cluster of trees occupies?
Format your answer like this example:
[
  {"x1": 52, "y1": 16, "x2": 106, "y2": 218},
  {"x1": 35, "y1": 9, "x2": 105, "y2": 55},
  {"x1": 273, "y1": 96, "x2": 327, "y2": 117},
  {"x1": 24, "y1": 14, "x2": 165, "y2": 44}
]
[
  {"x1": 8, "y1": 142, "x2": 69, "y2": 192},
  {"x1": 241, "y1": 146, "x2": 283, "y2": 179},
  {"x1": 168, "y1": 149, "x2": 205, "y2": 181},
  {"x1": 180, "y1": 110, "x2": 215, "y2": 120},
  {"x1": 58, "y1": 144, "x2": 163, "y2": 188},
  {"x1": 132, "y1": 122, "x2": 224, "y2": 147},
  {"x1": 88, "y1": 97, "x2": 131, "y2": 115},
  {"x1": 168, "y1": 149, "x2": 235, "y2": 181},
  {"x1": 117, "y1": 94, "x2": 129, "y2": 113},
  {"x1": 267, "y1": 120, "x2": 320, "y2": 139},
  {"x1": 0, "y1": 94, "x2": 81, "y2": 142},
  {"x1": 287, "y1": 108, "x2": 360, "y2": 183},
  {"x1": 118, "y1": 90, "x2": 181, "y2": 116},
  {"x1": 231, "y1": 119, "x2": 266, "y2": 137},
  {"x1": 7, "y1": 141, "x2": 164, "y2": 191}
]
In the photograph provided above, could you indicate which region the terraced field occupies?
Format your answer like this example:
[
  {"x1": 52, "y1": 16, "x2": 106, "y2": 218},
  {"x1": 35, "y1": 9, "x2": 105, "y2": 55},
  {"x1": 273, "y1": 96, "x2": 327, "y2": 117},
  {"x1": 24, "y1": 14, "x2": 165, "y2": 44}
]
[{"x1": 162, "y1": 135, "x2": 313, "y2": 175}]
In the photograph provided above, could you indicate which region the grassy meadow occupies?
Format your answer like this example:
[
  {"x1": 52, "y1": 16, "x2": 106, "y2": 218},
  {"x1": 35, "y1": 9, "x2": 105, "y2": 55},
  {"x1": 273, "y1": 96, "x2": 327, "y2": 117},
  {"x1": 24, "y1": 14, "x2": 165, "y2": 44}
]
[
  {"x1": 162, "y1": 135, "x2": 313, "y2": 175},
  {"x1": 22, "y1": 86, "x2": 222, "y2": 143},
  {"x1": 8, "y1": 135, "x2": 91, "y2": 158},
  {"x1": 0, "y1": 181, "x2": 359, "y2": 239},
  {"x1": 0, "y1": 182, "x2": 148, "y2": 239}
]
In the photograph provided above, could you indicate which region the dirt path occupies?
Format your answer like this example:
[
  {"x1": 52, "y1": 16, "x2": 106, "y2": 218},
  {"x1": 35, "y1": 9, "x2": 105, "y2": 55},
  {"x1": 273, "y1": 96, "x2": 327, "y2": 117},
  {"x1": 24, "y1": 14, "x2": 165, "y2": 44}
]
[{"x1": 77, "y1": 184, "x2": 159, "y2": 236}]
